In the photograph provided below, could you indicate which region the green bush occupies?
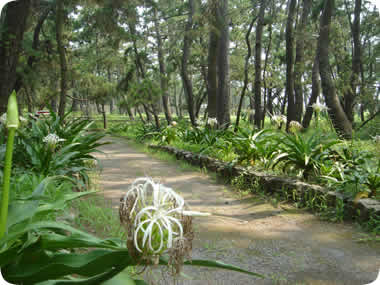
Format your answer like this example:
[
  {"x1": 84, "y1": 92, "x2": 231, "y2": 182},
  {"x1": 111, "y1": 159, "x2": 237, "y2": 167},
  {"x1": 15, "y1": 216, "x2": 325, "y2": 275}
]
[{"x1": 271, "y1": 133, "x2": 340, "y2": 179}]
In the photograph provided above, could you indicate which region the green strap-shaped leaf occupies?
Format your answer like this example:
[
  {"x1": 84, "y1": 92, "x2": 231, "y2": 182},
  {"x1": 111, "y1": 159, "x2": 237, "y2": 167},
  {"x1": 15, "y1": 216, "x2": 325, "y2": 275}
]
[
  {"x1": 38, "y1": 232, "x2": 122, "y2": 250},
  {"x1": 3, "y1": 249, "x2": 135, "y2": 284},
  {"x1": 159, "y1": 256, "x2": 265, "y2": 279}
]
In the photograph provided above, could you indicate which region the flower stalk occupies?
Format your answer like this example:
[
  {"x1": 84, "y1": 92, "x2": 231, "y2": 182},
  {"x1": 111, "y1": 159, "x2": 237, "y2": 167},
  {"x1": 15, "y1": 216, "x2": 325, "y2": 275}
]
[{"x1": 0, "y1": 91, "x2": 19, "y2": 238}]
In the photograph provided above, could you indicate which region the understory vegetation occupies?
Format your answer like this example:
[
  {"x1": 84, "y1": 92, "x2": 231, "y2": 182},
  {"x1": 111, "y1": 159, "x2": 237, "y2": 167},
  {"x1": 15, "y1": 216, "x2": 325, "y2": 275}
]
[
  {"x1": 108, "y1": 114, "x2": 380, "y2": 234},
  {"x1": 109, "y1": 115, "x2": 380, "y2": 202}
]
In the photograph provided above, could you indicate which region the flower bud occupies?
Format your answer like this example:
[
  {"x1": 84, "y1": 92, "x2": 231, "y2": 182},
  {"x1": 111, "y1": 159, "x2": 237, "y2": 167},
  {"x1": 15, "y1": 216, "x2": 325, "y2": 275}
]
[{"x1": 6, "y1": 91, "x2": 19, "y2": 129}]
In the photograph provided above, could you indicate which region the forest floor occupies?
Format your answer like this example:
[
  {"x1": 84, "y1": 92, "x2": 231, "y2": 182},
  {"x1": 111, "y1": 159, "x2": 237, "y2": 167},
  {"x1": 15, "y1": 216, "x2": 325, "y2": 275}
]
[{"x1": 94, "y1": 136, "x2": 380, "y2": 285}]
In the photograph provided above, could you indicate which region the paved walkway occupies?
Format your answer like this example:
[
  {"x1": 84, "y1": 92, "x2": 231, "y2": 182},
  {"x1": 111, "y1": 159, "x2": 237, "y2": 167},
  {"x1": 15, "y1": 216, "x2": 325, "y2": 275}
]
[{"x1": 95, "y1": 136, "x2": 380, "y2": 285}]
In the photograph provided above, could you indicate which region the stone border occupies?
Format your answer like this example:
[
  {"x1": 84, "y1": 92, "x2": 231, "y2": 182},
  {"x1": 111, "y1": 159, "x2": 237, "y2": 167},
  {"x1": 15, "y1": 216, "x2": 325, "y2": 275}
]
[{"x1": 148, "y1": 144, "x2": 380, "y2": 224}]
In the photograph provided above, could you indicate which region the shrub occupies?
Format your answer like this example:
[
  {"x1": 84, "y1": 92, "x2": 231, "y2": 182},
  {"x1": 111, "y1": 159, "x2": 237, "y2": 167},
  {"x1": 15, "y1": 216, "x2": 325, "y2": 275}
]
[{"x1": 271, "y1": 133, "x2": 340, "y2": 179}]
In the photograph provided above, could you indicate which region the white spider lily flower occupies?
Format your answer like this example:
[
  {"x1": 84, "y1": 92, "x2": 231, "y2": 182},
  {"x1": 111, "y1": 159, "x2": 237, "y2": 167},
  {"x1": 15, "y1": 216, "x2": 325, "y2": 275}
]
[
  {"x1": 207, "y1": 117, "x2": 218, "y2": 127},
  {"x1": 372, "y1": 135, "x2": 380, "y2": 144},
  {"x1": 311, "y1": 102, "x2": 328, "y2": 113},
  {"x1": 120, "y1": 177, "x2": 209, "y2": 257},
  {"x1": 43, "y1": 133, "x2": 66, "y2": 150},
  {"x1": 1, "y1": 113, "x2": 28, "y2": 126},
  {"x1": 289, "y1": 121, "x2": 303, "y2": 133},
  {"x1": 271, "y1": 114, "x2": 286, "y2": 127},
  {"x1": 19, "y1": 116, "x2": 27, "y2": 123},
  {"x1": 0, "y1": 113, "x2": 7, "y2": 124}
]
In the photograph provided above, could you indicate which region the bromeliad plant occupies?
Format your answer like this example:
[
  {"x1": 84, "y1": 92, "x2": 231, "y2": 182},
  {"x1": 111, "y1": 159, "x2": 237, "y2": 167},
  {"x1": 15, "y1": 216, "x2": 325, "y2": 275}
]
[
  {"x1": 232, "y1": 128, "x2": 276, "y2": 168},
  {"x1": 271, "y1": 132, "x2": 340, "y2": 179}
]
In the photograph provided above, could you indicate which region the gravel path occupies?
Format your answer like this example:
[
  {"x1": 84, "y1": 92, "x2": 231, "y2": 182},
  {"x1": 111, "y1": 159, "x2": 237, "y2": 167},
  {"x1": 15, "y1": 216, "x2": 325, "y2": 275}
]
[{"x1": 95, "y1": 136, "x2": 380, "y2": 285}]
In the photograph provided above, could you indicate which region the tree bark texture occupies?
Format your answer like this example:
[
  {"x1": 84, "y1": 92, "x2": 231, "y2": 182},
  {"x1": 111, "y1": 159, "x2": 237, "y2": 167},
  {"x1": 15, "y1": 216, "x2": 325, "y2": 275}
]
[
  {"x1": 254, "y1": 0, "x2": 266, "y2": 129},
  {"x1": 318, "y1": 0, "x2": 352, "y2": 139},
  {"x1": 216, "y1": 0, "x2": 231, "y2": 128},
  {"x1": 56, "y1": 0, "x2": 68, "y2": 118},
  {"x1": 207, "y1": 0, "x2": 219, "y2": 120},
  {"x1": 302, "y1": 54, "x2": 320, "y2": 128},
  {"x1": 285, "y1": 0, "x2": 297, "y2": 131},
  {"x1": 294, "y1": 0, "x2": 311, "y2": 122},
  {"x1": 0, "y1": 0, "x2": 31, "y2": 114},
  {"x1": 344, "y1": 0, "x2": 362, "y2": 123},
  {"x1": 181, "y1": 0, "x2": 196, "y2": 126},
  {"x1": 234, "y1": 15, "x2": 257, "y2": 132},
  {"x1": 153, "y1": 7, "x2": 172, "y2": 124}
]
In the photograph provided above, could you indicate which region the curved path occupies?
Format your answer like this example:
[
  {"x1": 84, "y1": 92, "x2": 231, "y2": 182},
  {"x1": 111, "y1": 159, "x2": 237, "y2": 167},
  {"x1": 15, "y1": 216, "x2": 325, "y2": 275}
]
[{"x1": 95, "y1": 136, "x2": 379, "y2": 285}]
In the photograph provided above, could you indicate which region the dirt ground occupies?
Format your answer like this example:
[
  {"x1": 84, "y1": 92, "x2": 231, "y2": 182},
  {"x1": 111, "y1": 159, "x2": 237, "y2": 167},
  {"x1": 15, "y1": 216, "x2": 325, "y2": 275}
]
[{"x1": 94, "y1": 136, "x2": 380, "y2": 285}]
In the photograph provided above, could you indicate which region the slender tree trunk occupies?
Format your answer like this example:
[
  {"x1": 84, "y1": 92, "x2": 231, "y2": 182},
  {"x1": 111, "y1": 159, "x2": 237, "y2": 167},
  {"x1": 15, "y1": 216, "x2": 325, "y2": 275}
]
[
  {"x1": 254, "y1": 0, "x2": 266, "y2": 129},
  {"x1": 302, "y1": 54, "x2": 320, "y2": 128},
  {"x1": 101, "y1": 103, "x2": 107, "y2": 129},
  {"x1": 153, "y1": 7, "x2": 172, "y2": 124},
  {"x1": 285, "y1": 0, "x2": 297, "y2": 131},
  {"x1": 234, "y1": 15, "x2": 257, "y2": 132},
  {"x1": 0, "y1": 0, "x2": 31, "y2": 114},
  {"x1": 216, "y1": 0, "x2": 231, "y2": 128},
  {"x1": 178, "y1": 87, "x2": 184, "y2": 118},
  {"x1": 318, "y1": 0, "x2": 352, "y2": 139},
  {"x1": 294, "y1": 0, "x2": 311, "y2": 122},
  {"x1": 137, "y1": 106, "x2": 146, "y2": 123},
  {"x1": 262, "y1": 17, "x2": 273, "y2": 129},
  {"x1": 181, "y1": 0, "x2": 196, "y2": 126},
  {"x1": 344, "y1": 0, "x2": 362, "y2": 123},
  {"x1": 56, "y1": 0, "x2": 68, "y2": 118},
  {"x1": 207, "y1": 0, "x2": 219, "y2": 120}
]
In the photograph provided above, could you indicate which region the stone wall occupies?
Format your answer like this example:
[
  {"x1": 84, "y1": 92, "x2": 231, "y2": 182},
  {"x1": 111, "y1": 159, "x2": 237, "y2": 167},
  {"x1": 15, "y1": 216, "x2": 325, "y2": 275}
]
[{"x1": 148, "y1": 144, "x2": 380, "y2": 224}]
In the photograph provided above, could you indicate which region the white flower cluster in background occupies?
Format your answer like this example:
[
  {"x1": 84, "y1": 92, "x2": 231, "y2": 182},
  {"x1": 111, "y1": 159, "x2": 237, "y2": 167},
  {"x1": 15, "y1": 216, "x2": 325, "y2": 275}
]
[
  {"x1": 271, "y1": 114, "x2": 286, "y2": 126},
  {"x1": 0, "y1": 113, "x2": 6, "y2": 124},
  {"x1": 43, "y1": 133, "x2": 66, "y2": 148},
  {"x1": 0, "y1": 113, "x2": 28, "y2": 125},
  {"x1": 311, "y1": 102, "x2": 328, "y2": 113},
  {"x1": 207, "y1": 117, "x2": 218, "y2": 127},
  {"x1": 289, "y1": 120, "x2": 303, "y2": 133},
  {"x1": 372, "y1": 135, "x2": 380, "y2": 144}
]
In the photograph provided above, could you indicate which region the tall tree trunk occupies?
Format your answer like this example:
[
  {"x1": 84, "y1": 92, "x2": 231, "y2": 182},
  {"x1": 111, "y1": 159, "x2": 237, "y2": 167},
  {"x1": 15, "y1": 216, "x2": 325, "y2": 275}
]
[
  {"x1": 56, "y1": 0, "x2": 68, "y2": 118},
  {"x1": 14, "y1": 5, "x2": 52, "y2": 93},
  {"x1": 285, "y1": 0, "x2": 297, "y2": 131},
  {"x1": 0, "y1": 0, "x2": 31, "y2": 114},
  {"x1": 318, "y1": 0, "x2": 352, "y2": 139},
  {"x1": 153, "y1": 7, "x2": 172, "y2": 124},
  {"x1": 234, "y1": 14, "x2": 257, "y2": 132},
  {"x1": 101, "y1": 103, "x2": 107, "y2": 129},
  {"x1": 262, "y1": 16, "x2": 273, "y2": 129},
  {"x1": 344, "y1": 0, "x2": 362, "y2": 123},
  {"x1": 302, "y1": 54, "x2": 320, "y2": 128},
  {"x1": 207, "y1": 0, "x2": 219, "y2": 120},
  {"x1": 216, "y1": 0, "x2": 231, "y2": 128},
  {"x1": 254, "y1": 0, "x2": 266, "y2": 129},
  {"x1": 294, "y1": 0, "x2": 311, "y2": 122},
  {"x1": 181, "y1": 0, "x2": 196, "y2": 126}
]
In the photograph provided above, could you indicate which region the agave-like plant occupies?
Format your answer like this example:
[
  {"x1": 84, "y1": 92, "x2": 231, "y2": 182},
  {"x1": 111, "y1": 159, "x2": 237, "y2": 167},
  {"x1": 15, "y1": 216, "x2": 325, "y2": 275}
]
[
  {"x1": 232, "y1": 128, "x2": 276, "y2": 167},
  {"x1": 271, "y1": 133, "x2": 340, "y2": 179}
]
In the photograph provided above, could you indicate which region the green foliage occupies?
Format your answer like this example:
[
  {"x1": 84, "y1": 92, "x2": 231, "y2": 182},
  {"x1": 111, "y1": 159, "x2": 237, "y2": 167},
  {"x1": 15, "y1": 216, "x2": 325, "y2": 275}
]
[
  {"x1": 9, "y1": 111, "x2": 107, "y2": 184},
  {"x1": 321, "y1": 144, "x2": 379, "y2": 198},
  {"x1": 271, "y1": 133, "x2": 340, "y2": 179},
  {"x1": 232, "y1": 128, "x2": 277, "y2": 168}
]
